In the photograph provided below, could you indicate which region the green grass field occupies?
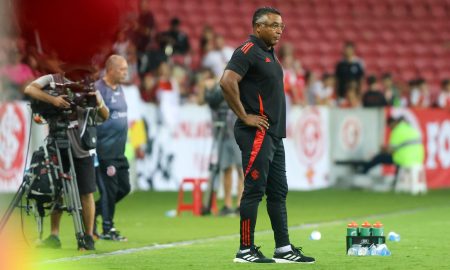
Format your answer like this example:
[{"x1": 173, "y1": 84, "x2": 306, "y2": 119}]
[{"x1": 2, "y1": 189, "x2": 450, "y2": 270}]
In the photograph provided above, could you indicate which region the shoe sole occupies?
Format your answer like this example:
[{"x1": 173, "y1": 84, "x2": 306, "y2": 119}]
[
  {"x1": 233, "y1": 258, "x2": 275, "y2": 263},
  {"x1": 233, "y1": 258, "x2": 251, "y2": 263},
  {"x1": 273, "y1": 258, "x2": 315, "y2": 264}
]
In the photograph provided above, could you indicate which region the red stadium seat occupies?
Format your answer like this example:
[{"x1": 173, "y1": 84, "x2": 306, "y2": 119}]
[{"x1": 148, "y1": 0, "x2": 448, "y2": 88}]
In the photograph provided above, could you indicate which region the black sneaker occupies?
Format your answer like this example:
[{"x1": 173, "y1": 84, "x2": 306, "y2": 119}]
[
  {"x1": 81, "y1": 234, "x2": 95, "y2": 250},
  {"x1": 233, "y1": 246, "x2": 275, "y2": 263},
  {"x1": 100, "y1": 228, "x2": 128, "y2": 242},
  {"x1": 273, "y1": 245, "x2": 315, "y2": 264},
  {"x1": 219, "y1": 207, "x2": 236, "y2": 216},
  {"x1": 37, "y1": 235, "x2": 61, "y2": 249}
]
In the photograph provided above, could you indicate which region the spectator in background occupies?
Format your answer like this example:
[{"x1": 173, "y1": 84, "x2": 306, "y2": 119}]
[
  {"x1": 305, "y1": 71, "x2": 322, "y2": 105},
  {"x1": 172, "y1": 65, "x2": 193, "y2": 103},
  {"x1": 314, "y1": 73, "x2": 336, "y2": 106},
  {"x1": 113, "y1": 30, "x2": 132, "y2": 58},
  {"x1": 125, "y1": 44, "x2": 140, "y2": 86},
  {"x1": 202, "y1": 34, "x2": 234, "y2": 78},
  {"x1": 155, "y1": 62, "x2": 180, "y2": 129},
  {"x1": 279, "y1": 43, "x2": 306, "y2": 106},
  {"x1": 399, "y1": 79, "x2": 418, "y2": 107},
  {"x1": 437, "y1": 79, "x2": 450, "y2": 110},
  {"x1": 199, "y1": 25, "x2": 215, "y2": 56},
  {"x1": 335, "y1": 41, "x2": 364, "y2": 99},
  {"x1": 339, "y1": 80, "x2": 361, "y2": 108},
  {"x1": 382, "y1": 73, "x2": 401, "y2": 106},
  {"x1": 0, "y1": 48, "x2": 34, "y2": 100},
  {"x1": 158, "y1": 17, "x2": 190, "y2": 56},
  {"x1": 362, "y1": 75, "x2": 387, "y2": 107},
  {"x1": 133, "y1": 0, "x2": 156, "y2": 53},
  {"x1": 410, "y1": 78, "x2": 431, "y2": 108}
]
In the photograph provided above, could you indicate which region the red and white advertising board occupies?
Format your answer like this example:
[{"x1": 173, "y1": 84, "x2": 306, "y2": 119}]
[
  {"x1": 285, "y1": 107, "x2": 330, "y2": 190},
  {"x1": 0, "y1": 102, "x2": 30, "y2": 192}
]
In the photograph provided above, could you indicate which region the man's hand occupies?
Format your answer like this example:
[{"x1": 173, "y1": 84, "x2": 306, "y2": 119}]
[
  {"x1": 51, "y1": 95, "x2": 71, "y2": 108},
  {"x1": 243, "y1": 114, "x2": 270, "y2": 131}
]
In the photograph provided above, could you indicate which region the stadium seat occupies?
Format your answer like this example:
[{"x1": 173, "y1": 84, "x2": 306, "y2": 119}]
[{"x1": 150, "y1": 0, "x2": 449, "y2": 88}]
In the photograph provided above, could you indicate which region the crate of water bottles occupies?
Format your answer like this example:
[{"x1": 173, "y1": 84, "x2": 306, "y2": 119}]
[{"x1": 346, "y1": 221, "x2": 391, "y2": 256}]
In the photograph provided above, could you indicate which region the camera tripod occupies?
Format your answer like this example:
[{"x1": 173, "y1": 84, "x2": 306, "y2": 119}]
[
  {"x1": 0, "y1": 122, "x2": 86, "y2": 249},
  {"x1": 202, "y1": 119, "x2": 226, "y2": 215}
]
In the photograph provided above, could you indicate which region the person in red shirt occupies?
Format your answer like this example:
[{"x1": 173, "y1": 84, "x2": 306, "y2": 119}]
[{"x1": 437, "y1": 79, "x2": 450, "y2": 110}]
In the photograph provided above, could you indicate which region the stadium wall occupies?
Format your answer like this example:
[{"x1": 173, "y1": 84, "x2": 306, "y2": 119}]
[{"x1": 0, "y1": 102, "x2": 448, "y2": 192}]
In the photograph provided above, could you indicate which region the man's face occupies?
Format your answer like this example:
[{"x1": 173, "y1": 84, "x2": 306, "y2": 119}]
[
  {"x1": 111, "y1": 60, "x2": 128, "y2": 84},
  {"x1": 344, "y1": 45, "x2": 355, "y2": 58},
  {"x1": 256, "y1": 13, "x2": 284, "y2": 48}
]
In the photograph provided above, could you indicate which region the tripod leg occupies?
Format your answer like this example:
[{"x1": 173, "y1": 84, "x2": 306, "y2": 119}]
[
  {"x1": 0, "y1": 181, "x2": 28, "y2": 233},
  {"x1": 55, "y1": 143, "x2": 85, "y2": 249},
  {"x1": 66, "y1": 147, "x2": 86, "y2": 247},
  {"x1": 34, "y1": 202, "x2": 45, "y2": 240},
  {"x1": 202, "y1": 122, "x2": 226, "y2": 215}
]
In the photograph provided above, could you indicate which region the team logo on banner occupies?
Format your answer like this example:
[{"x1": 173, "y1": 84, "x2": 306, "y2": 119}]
[
  {"x1": 295, "y1": 109, "x2": 325, "y2": 164},
  {"x1": 0, "y1": 103, "x2": 27, "y2": 183},
  {"x1": 340, "y1": 116, "x2": 362, "y2": 151},
  {"x1": 293, "y1": 109, "x2": 325, "y2": 184}
]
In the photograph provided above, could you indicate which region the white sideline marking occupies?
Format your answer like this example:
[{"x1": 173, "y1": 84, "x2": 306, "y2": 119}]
[{"x1": 40, "y1": 207, "x2": 427, "y2": 264}]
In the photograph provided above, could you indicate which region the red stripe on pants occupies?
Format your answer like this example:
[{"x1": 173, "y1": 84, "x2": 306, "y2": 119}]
[
  {"x1": 244, "y1": 94, "x2": 266, "y2": 177},
  {"x1": 247, "y1": 219, "x2": 250, "y2": 247},
  {"x1": 241, "y1": 220, "x2": 245, "y2": 246},
  {"x1": 244, "y1": 130, "x2": 266, "y2": 177}
]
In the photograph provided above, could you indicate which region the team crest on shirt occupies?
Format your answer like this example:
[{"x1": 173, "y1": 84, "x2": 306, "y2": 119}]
[
  {"x1": 251, "y1": 169, "x2": 260, "y2": 180},
  {"x1": 107, "y1": 165, "x2": 116, "y2": 176}
]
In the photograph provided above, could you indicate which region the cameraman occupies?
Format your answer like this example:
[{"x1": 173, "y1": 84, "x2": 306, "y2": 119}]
[
  {"x1": 24, "y1": 72, "x2": 109, "y2": 250},
  {"x1": 202, "y1": 77, "x2": 244, "y2": 216},
  {"x1": 94, "y1": 55, "x2": 130, "y2": 241}
]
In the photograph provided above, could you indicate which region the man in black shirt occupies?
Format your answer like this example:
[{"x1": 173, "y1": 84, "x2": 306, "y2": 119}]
[
  {"x1": 220, "y1": 7, "x2": 315, "y2": 264},
  {"x1": 158, "y1": 17, "x2": 190, "y2": 55},
  {"x1": 362, "y1": 75, "x2": 387, "y2": 107},
  {"x1": 335, "y1": 41, "x2": 365, "y2": 98}
]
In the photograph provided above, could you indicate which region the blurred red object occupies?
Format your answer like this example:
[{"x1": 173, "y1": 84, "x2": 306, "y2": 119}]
[{"x1": 15, "y1": 0, "x2": 134, "y2": 66}]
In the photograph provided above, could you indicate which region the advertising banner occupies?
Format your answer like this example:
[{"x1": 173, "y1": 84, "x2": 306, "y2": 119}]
[
  {"x1": 0, "y1": 102, "x2": 31, "y2": 192},
  {"x1": 285, "y1": 106, "x2": 330, "y2": 190}
]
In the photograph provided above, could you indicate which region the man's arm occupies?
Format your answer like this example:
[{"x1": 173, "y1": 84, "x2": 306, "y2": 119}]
[
  {"x1": 219, "y1": 70, "x2": 269, "y2": 131},
  {"x1": 24, "y1": 82, "x2": 71, "y2": 109},
  {"x1": 90, "y1": 90, "x2": 109, "y2": 120}
]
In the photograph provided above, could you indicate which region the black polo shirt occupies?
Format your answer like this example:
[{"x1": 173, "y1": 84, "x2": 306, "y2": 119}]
[
  {"x1": 225, "y1": 35, "x2": 286, "y2": 138},
  {"x1": 335, "y1": 58, "x2": 365, "y2": 97}
]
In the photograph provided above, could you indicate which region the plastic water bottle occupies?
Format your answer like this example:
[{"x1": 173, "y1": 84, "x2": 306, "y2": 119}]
[
  {"x1": 376, "y1": 244, "x2": 391, "y2": 256},
  {"x1": 347, "y1": 245, "x2": 360, "y2": 256},
  {"x1": 388, "y1": 232, "x2": 401, "y2": 242},
  {"x1": 358, "y1": 247, "x2": 369, "y2": 256},
  {"x1": 369, "y1": 244, "x2": 378, "y2": 256},
  {"x1": 165, "y1": 209, "x2": 177, "y2": 217}
]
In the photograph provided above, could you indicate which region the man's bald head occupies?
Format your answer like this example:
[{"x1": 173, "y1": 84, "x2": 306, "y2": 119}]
[
  {"x1": 104, "y1": 54, "x2": 128, "y2": 87},
  {"x1": 105, "y1": 55, "x2": 126, "y2": 71}
]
